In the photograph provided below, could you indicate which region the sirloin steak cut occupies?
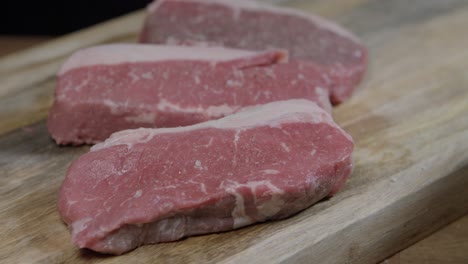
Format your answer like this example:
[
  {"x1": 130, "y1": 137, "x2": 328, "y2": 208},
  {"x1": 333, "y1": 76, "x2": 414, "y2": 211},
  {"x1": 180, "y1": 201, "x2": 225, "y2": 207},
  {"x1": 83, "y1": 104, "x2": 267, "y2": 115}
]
[
  {"x1": 58, "y1": 99, "x2": 354, "y2": 255},
  {"x1": 48, "y1": 44, "x2": 332, "y2": 145},
  {"x1": 139, "y1": 0, "x2": 368, "y2": 104}
]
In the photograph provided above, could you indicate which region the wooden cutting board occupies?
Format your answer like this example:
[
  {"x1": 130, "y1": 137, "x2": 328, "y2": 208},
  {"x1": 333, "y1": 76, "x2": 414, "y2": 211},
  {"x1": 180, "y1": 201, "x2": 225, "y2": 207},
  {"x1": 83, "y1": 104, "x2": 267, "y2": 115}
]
[{"x1": 1, "y1": 0, "x2": 467, "y2": 263}]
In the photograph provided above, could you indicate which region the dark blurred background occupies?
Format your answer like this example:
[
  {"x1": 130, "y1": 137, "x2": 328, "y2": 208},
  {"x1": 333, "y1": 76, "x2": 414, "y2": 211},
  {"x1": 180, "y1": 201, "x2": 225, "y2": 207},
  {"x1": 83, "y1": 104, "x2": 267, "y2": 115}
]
[{"x1": 2, "y1": 0, "x2": 152, "y2": 35}]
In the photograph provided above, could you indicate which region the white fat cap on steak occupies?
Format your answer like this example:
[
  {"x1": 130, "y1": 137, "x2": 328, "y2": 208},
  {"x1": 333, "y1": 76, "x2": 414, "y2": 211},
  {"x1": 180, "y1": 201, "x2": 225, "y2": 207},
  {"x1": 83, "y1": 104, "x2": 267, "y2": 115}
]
[
  {"x1": 59, "y1": 44, "x2": 288, "y2": 75},
  {"x1": 91, "y1": 99, "x2": 352, "y2": 152},
  {"x1": 148, "y1": 0, "x2": 362, "y2": 44}
]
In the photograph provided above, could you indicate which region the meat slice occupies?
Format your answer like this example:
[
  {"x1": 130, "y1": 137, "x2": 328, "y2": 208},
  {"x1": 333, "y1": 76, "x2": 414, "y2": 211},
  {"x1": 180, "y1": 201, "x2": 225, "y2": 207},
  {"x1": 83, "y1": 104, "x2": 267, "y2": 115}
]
[
  {"x1": 58, "y1": 99, "x2": 354, "y2": 255},
  {"x1": 139, "y1": 0, "x2": 368, "y2": 104},
  {"x1": 47, "y1": 44, "x2": 332, "y2": 145}
]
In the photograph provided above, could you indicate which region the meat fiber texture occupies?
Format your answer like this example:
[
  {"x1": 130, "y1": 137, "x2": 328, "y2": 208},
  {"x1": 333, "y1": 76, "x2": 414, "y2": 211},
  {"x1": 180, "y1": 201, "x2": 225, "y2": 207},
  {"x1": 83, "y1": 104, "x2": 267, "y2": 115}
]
[
  {"x1": 140, "y1": 0, "x2": 368, "y2": 104},
  {"x1": 47, "y1": 44, "x2": 332, "y2": 145},
  {"x1": 58, "y1": 99, "x2": 354, "y2": 255}
]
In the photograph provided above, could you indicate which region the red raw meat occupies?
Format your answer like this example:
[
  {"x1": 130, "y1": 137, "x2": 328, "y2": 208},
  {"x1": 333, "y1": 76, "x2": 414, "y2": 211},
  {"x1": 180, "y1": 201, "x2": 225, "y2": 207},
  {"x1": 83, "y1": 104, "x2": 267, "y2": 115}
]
[
  {"x1": 48, "y1": 44, "x2": 332, "y2": 145},
  {"x1": 140, "y1": 0, "x2": 368, "y2": 104},
  {"x1": 58, "y1": 99, "x2": 354, "y2": 254}
]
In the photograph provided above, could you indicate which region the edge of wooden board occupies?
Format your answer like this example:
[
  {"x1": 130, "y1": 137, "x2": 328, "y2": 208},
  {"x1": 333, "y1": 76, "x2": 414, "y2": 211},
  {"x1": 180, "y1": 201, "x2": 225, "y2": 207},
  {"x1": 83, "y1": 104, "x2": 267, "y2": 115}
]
[
  {"x1": 0, "y1": 10, "x2": 144, "y2": 97},
  {"x1": 228, "y1": 156, "x2": 468, "y2": 263}
]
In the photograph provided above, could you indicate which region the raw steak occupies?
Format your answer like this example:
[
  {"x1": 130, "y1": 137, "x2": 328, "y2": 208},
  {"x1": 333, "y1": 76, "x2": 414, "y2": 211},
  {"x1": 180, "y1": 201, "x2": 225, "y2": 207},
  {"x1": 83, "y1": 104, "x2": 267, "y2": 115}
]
[
  {"x1": 140, "y1": 0, "x2": 368, "y2": 104},
  {"x1": 58, "y1": 99, "x2": 354, "y2": 255},
  {"x1": 47, "y1": 44, "x2": 332, "y2": 145}
]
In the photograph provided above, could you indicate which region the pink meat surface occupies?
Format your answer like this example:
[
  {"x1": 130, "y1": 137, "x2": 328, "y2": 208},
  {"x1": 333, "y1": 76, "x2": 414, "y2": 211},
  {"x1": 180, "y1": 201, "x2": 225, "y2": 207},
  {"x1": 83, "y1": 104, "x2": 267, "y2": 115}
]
[
  {"x1": 58, "y1": 99, "x2": 354, "y2": 255},
  {"x1": 47, "y1": 44, "x2": 332, "y2": 145},
  {"x1": 140, "y1": 0, "x2": 368, "y2": 104}
]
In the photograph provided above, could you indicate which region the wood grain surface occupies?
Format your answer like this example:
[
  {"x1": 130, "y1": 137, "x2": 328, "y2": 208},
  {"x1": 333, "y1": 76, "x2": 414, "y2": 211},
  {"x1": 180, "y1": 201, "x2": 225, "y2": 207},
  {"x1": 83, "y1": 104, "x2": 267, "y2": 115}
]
[
  {"x1": 397, "y1": 216, "x2": 468, "y2": 263},
  {"x1": 0, "y1": 36, "x2": 50, "y2": 57},
  {"x1": 1, "y1": 0, "x2": 468, "y2": 263}
]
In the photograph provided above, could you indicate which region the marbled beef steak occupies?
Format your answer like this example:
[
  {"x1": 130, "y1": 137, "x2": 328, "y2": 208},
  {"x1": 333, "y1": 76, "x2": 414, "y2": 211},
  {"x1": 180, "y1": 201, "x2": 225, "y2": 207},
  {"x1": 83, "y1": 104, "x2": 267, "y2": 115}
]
[
  {"x1": 48, "y1": 44, "x2": 331, "y2": 145},
  {"x1": 140, "y1": 0, "x2": 368, "y2": 104},
  {"x1": 58, "y1": 100, "x2": 354, "y2": 254}
]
